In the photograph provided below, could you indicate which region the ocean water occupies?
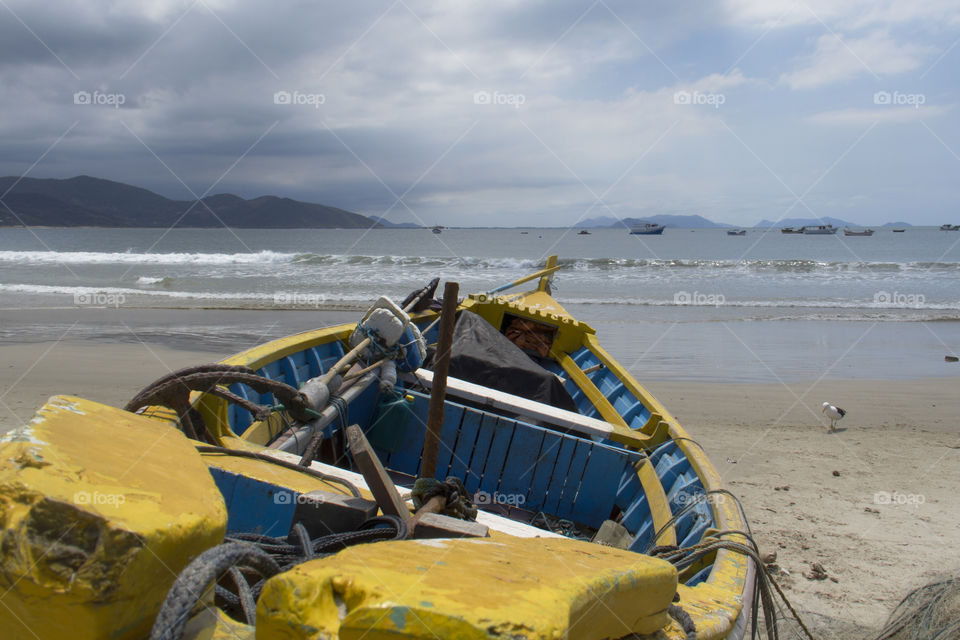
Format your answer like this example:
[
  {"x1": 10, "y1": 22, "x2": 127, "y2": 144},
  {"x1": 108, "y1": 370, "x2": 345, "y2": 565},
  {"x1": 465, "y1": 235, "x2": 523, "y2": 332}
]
[{"x1": 1, "y1": 227, "x2": 959, "y2": 382}]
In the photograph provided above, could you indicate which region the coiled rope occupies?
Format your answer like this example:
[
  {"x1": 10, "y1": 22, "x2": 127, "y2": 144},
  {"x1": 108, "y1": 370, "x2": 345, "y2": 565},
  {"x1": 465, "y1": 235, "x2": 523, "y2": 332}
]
[{"x1": 149, "y1": 515, "x2": 407, "y2": 640}]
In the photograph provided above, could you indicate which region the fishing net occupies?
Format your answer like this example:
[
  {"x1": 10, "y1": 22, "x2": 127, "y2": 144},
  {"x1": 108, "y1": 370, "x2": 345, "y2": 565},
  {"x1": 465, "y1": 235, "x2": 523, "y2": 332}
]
[
  {"x1": 761, "y1": 575, "x2": 960, "y2": 640},
  {"x1": 873, "y1": 576, "x2": 960, "y2": 640}
]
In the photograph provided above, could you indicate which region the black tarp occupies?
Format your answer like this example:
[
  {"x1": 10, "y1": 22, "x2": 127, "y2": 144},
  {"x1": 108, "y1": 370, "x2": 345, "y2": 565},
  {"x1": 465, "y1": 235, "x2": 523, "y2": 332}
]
[{"x1": 431, "y1": 310, "x2": 577, "y2": 412}]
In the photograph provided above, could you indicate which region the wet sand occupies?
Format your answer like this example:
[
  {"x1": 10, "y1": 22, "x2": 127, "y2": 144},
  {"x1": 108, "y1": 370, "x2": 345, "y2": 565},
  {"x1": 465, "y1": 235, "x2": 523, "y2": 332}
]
[{"x1": 2, "y1": 338, "x2": 958, "y2": 632}]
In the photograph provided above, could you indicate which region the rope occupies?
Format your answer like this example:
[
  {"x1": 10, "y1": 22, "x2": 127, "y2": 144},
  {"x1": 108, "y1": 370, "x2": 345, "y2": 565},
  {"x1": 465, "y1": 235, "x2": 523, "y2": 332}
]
[
  {"x1": 225, "y1": 514, "x2": 408, "y2": 570},
  {"x1": 126, "y1": 364, "x2": 316, "y2": 442},
  {"x1": 148, "y1": 543, "x2": 279, "y2": 640},
  {"x1": 652, "y1": 539, "x2": 817, "y2": 640},
  {"x1": 151, "y1": 516, "x2": 407, "y2": 640},
  {"x1": 668, "y1": 604, "x2": 697, "y2": 640},
  {"x1": 411, "y1": 477, "x2": 478, "y2": 520}
]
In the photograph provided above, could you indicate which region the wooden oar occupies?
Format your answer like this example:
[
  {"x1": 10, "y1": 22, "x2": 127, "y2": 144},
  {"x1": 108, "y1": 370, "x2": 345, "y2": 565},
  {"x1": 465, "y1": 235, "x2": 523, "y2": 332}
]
[
  {"x1": 484, "y1": 261, "x2": 562, "y2": 296},
  {"x1": 421, "y1": 281, "x2": 459, "y2": 479}
]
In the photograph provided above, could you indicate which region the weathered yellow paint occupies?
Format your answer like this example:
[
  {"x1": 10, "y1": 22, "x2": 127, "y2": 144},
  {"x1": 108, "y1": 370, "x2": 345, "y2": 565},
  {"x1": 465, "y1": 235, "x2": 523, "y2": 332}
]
[
  {"x1": 555, "y1": 352, "x2": 627, "y2": 426},
  {"x1": 256, "y1": 537, "x2": 677, "y2": 640},
  {"x1": 0, "y1": 396, "x2": 227, "y2": 640},
  {"x1": 181, "y1": 607, "x2": 255, "y2": 640}
]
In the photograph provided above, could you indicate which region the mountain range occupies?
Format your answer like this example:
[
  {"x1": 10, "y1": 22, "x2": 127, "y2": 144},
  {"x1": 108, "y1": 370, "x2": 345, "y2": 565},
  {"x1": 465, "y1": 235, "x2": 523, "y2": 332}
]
[
  {"x1": 753, "y1": 217, "x2": 913, "y2": 228},
  {"x1": 0, "y1": 176, "x2": 382, "y2": 229},
  {"x1": 0, "y1": 176, "x2": 922, "y2": 229},
  {"x1": 574, "y1": 215, "x2": 731, "y2": 229}
]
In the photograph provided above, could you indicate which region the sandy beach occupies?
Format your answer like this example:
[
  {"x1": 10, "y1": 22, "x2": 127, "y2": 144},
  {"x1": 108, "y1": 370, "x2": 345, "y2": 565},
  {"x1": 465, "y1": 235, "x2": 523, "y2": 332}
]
[{"x1": 2, "y1": 337, "x2": 958, "y2": 634}]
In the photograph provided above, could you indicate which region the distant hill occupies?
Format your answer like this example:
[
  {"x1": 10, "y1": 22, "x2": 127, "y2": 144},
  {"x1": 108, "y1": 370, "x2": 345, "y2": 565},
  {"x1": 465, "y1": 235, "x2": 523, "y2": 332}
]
[
  {"x1": 754, "y1": 216, "x2": 858, "y2": 228},
  {"x1": 612, "y1": 215, "x2": 730, "y2": 229},
  {"x1": 880, "y1": 221, "x2": 913, "y2": 228},
  {"x1": 0, "y1": 176, "x2": 378, "y2": 228},
  {"x1": 574, "y1": 216, "x2": 619, "y2": 228},
  {"x1": 574, "y1": 214, "x2": 729, "y2": 228},
  {"x1": 367, "y1": 216, "x2": 422, "y2": 229}
]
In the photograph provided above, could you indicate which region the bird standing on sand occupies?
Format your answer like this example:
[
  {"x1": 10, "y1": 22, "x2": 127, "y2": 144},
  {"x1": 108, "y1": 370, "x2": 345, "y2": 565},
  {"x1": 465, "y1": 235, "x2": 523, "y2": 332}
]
[{"x1": 822, "y1": 402, "x2": 846, "y2": 431}]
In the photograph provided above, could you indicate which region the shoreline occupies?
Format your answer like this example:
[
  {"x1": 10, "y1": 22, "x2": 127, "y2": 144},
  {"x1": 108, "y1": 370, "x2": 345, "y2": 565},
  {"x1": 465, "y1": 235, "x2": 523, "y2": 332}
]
[{"x1": 2, "y1": 336, "x2": 958, "y2": 630}]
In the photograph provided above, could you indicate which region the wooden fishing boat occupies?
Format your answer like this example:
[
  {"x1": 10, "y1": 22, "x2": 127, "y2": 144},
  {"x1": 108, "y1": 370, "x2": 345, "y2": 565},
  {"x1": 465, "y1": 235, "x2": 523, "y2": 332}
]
[
  {"x1": 843, "y1": 227, "x2": 874, "y2": 236},
  {"x1": 0, "y1": 256, "x2": 763, "y2": 640},
  {"x1": 802, "y1": 224, "x2": 837, "y2": 235},
  {"x1": 629, "y1": 222, "x2": 665, "y2": 235}
]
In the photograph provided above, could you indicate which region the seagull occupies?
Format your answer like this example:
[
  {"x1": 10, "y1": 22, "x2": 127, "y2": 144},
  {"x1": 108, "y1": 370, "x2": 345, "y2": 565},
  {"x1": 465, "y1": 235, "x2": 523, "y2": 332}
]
[{"x1": 822, "y1": 402, "x2": 846, "y2": 431}]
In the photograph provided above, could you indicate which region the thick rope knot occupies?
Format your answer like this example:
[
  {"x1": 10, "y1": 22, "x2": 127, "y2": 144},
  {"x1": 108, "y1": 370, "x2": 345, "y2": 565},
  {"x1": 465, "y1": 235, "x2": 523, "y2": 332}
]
[{"x1": 411, "y1": 477, "x2": 478, "y2": 521}]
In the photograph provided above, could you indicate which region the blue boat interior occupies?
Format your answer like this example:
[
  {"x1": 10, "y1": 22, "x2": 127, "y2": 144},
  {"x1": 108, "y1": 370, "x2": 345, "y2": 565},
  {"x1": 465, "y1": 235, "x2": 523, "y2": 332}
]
[{"x1": 211, "y1": 320, "x2": 719, "y2": 586}]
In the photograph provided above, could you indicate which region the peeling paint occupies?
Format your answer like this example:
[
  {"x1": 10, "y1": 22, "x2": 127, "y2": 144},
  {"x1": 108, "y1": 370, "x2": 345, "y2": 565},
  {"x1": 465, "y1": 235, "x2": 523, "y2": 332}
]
[{"x1": 0, "y1": 425, "x2": 49, "y2": 446}]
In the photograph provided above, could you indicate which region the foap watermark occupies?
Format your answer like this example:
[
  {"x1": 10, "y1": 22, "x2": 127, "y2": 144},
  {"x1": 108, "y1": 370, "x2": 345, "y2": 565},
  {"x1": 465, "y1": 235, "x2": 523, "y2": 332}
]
[
  {"x1": 74, "y1": 491, "x2": 126, "y2": 507},
  {"x1": 274, "y1": 90, "x2": 325, "y2": 108},
  {"x1": 74, "y1": 291, "x2": 125, "y2": 308},
  {"x1": 274, "y1": 292, "x2": 327, "y2": 308},
  {"x1": 474, "y1": 490, "x2": 526, "y2": 507},
  {"x1": 873, "y1": 91, "x2": 925, "y2": 109},
  {"x1": 674, "y1": 90, "x2": 725, "y2": 109},
  {"x1": 73, "y1": 90, "x2": 126, "y2": 108},
  {"x1": 874, "y1": 491, "x2": 925, "y2": 507},
  {"x1": 674, "y1": 291, "x2": 725, "y2": 307},
  {"x1": 473, "y1": 90, "x2": 526, "y2": 109},
  {"x1": 674, "y1": 490, "x2": 726, "y2": 507},
  {"x1": 874, "y1": 291, "x2": 925, "y2": 308}
]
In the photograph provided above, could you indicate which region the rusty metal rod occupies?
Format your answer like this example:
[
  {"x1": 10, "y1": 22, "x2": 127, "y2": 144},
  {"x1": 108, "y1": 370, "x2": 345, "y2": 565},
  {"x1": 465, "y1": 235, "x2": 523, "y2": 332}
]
[{"x1": 421, "y1": 281, "x2": 459, "y2": 479}]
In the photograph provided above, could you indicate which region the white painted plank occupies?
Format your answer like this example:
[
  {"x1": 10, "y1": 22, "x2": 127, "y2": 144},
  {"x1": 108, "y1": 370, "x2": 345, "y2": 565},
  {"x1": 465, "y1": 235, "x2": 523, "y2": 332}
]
[{"x1": 408, "y1": 369, "x2": 614, "y2": 439}]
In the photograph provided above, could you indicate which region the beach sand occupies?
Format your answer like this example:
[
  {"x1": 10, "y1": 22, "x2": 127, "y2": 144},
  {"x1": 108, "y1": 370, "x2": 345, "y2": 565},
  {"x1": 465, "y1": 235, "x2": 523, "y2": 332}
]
[
  {"x1": 646, "y1": 379, "x2": 960, "y2": 633},
  {"x1": 2, "y1": 339, "x2": 958, "y2": 633}
]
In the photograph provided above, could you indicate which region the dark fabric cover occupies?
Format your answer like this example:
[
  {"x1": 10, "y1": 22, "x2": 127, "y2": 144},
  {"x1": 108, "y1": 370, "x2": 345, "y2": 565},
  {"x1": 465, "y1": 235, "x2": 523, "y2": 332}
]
[{"x1": 439, "y1": 310, "x2": 577, "y2": 412}]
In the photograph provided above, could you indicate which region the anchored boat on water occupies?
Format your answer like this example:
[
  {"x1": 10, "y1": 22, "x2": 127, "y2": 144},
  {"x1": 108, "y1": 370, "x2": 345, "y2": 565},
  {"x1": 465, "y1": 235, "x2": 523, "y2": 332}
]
[
  {"x1": 1, "y1": 256, "x2": 769, "y2": 640},
  {"x1": 629, "y1": 222, "x2": 665, "y2": 235}
]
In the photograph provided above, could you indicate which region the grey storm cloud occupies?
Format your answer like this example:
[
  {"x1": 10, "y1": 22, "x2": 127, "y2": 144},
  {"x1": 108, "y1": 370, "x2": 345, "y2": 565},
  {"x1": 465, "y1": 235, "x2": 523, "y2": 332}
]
[{"x1": 1, "y1": 0, "x2": 958, "y2": 226}]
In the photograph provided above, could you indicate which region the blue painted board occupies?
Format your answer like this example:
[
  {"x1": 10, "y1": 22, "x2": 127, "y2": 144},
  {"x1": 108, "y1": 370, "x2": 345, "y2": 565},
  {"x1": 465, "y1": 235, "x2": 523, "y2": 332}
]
[
  {"x1": 555, "y1": 439, "x2": 592, "y2": 520},
  {"x1": 463, "y1": 413, "x2": 495, "y2": 496},
  {"x1": 525, "y1": 432, "x2": 563, "y2": 512},
  {"x1": 498, "y1": 425, "x2": 545, "y2": 503},
  {"x1": 542, "y1": 436, "x2": 579, "y2": 514},
  {"x1": 477, "y1": 418, "x2": 515, "y2": 495},
  {"x1": 571, "y1": 445, "x2": 630, "y2": 527},
  {"x1": 432, "y1": 404, "x2": 465, "y2": 478},
  {"x1": 448, "y1": 408, "x2": 482, "y2": 482}
]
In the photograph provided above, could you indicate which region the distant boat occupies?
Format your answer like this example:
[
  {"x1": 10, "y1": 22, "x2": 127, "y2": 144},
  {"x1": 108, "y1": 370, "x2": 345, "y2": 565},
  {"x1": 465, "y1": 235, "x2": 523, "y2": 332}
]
[
  {"x1": 781, "y1": 227, "x2": 804, "y2": 234},
  {"x1": 520, "y1": 231, "x2": 529, "y2": 235},
  {"x1": 726, "y1": 229, "x2": 746, "y2": 236},
  {"x1": 432, "y1": 225, "x2": 443, "y2": 234},
  {"x1": 628, "y1": 222, "x2": 665, "y2": 235},
  {"x1": 892, "y1": 229, "x2": 906, "y2": 233},
  {"x1": 843, "y1": 227, "x2": 874, "y2": 236},
  {"x1": 578, "y1": 230, "x2": 591, "y2": 235},
  {"x1": 802, "y1": 225, "x2": 837, "y2": 235},
  {"x1": 940, "y1": 224, "x2": 959, "y2": 231}
]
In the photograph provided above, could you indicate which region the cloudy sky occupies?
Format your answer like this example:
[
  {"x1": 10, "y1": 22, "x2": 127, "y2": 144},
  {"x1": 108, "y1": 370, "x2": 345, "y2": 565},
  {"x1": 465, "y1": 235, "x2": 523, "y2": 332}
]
[{"x1": 1, "y1": 0, "x2": 958, "y2": 227}]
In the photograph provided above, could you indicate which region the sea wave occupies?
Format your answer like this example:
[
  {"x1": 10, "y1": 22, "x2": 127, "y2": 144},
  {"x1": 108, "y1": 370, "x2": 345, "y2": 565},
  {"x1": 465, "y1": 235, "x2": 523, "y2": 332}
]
[
  {"x1": 2, "y1": 250, "x2": 957, "y2": 274},
  {"x1": 0, "y1": 283, "x2": 372, "y2": 307},
  {"x1": 0, "y1": 250, "x2": 292, "y2": 265}
]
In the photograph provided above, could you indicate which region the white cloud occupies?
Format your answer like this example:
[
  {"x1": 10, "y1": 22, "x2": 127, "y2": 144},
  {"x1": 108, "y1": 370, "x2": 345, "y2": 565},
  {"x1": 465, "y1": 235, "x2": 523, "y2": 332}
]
[
  {"x1": 808, "y1": 105, "x2": 950, "y2": 125},
  {"x1": 780, "y1": 32, "x2": 934, "y2": 89},
  {"x1": 724, "y1": 0, "x2": 960, "y2": 31}
]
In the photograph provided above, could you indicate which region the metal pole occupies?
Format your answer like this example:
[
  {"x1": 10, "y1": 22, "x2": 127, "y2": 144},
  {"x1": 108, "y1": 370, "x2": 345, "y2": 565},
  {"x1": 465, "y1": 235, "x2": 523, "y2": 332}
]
[{"x1": 421, "y1": 281, "x2": 459, "y2": 479}]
